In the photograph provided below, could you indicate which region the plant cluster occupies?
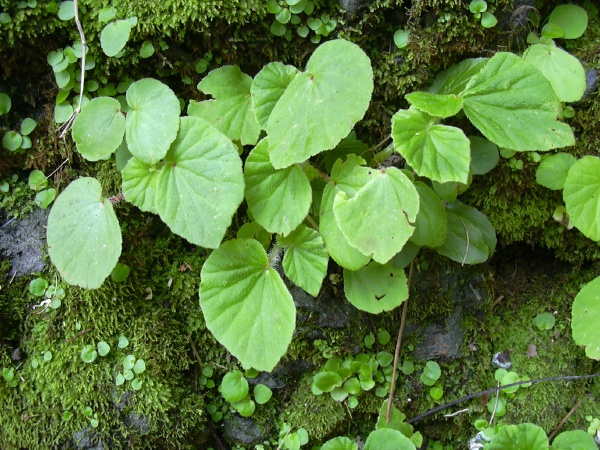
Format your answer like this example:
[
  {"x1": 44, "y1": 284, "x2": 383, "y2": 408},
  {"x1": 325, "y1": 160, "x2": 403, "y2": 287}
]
[{"x1": 267, "y1": 0, "x2": 336, "y2": 44}]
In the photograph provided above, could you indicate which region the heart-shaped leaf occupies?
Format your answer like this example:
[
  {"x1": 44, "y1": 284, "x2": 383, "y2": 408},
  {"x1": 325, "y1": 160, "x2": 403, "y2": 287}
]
[
  {"x1": 126, "y1": 78, "x2": 180, "y2": 164},
  {"x1": 189, "y1": 66, "x2": 260, "y2": 145},
  {"x1": 72, "y1": 97, "x2": 125, "y2": 161},
  {"x1": 487, "y1": 423, "x2": 548, "y2": 450},
  {"x1": 100, "y1": 20, "x2": 131, "y2": 57},
  {"x1": 364, "y1": 429, "x2": 417, "y2": 450},
  {"x1": 47, "y1": 177, "x2": 121, "y2": 288},
  {"x1": 155, "y1": 116, "x2": 244, "y2": 248},
  {"x1": 244, "y1": 138, "x2": 312, "y2": 236},
  {"x1": 251, "y1": 62, "x2": 298, "y2": 130},
  {"x1": 267, "y1": 39, "x2": 373, "y2": 168},
  {"x1": 278, "y1": 225, "x2": 329, "y2": 296},
  {"x1": 200, "y1": 239, "x2": 296, "y2": 371}
]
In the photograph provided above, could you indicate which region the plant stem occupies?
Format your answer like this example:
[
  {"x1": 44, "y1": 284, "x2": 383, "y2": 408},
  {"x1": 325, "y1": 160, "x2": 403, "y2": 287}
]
[
  {"x1": 268, "y1": 243, "x2": 283, "y2": 267},
  {"x1": 386, "y1": 258, "x2": 415, "y2": 422}
]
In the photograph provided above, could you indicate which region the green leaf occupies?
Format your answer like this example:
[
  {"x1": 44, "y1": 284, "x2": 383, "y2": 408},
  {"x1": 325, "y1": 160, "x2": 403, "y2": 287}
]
[
  {"x1": 123, "y1": 354, "x2": 135, "y2": 370},
  {"x1": 344, "y1": 261, "x2": 408, "y2": 314},
  {"x1": 405, "y1": 92, "x2": 463, "y2": 118},
  {"x1": 232, "y1": 395, "x2": 255, "y2": 416},
  {"x1": 20, "y1": 118, "x2": 37, "y2": 136},
  {"x1": 29, "y1": 278, "x2": 48, "y2": 296},
  {"x1": 110, "y1": 262, "x2": 130, "y2": 282},
  {"x1": 279, "y1": 225, "x2": 328, "y2": 296},
  {"x1": 118, "y1": 336, "x2": 129, "y2": 348},
  {"x1": 155, "y1": 117, "x2": 244, "y2": 248},
  {"x1": 2, "y1": 131, "x2": 23, "y2": 151},
  {"x1": 435, "y1": 201, "x2": 496, "y2": 264},
  {"x1": 267, "y1": 39, "x2": 373, "y2": 168},
  {"x1": 29, "y1": 170, "x2": 48, "y2": 191},
  {"x1": 139, "y1": 40, "x2": 155, "y2": 58},
  {"x1": 536, "y1": 153, "x2": 576, "y2": 190},
  {"x1": 563, "y1": 156, "x2": 600, "y2": 241},
  {"x1": 57, "y1": 1, "x2": 74, "y2": 20},
  {"x1": 376, "y1": 400, "x2": 411, "y2": 432},
  {"x1": 72, "y1": 97, "x2": 125, "y2": 161},
  {"x1": 461, "y1": 52, "x2": 574, "y2": 151},
  {"x1": 552, "y1": 430, "x2": 597, "y2": 450},
  {"x1": 523, "y1": 44, "x2": 586, "y2": 103},
  {"x1": 481, "y1": 12, "x2": 497, "y2": 28},
  {"x1": 429, "y1": 58, "x2": 488, "y2": 95},
  {"x1": 189, "y1": 66, "x2": 260, "y2": 146},
  {"x1": 98, "y1": 7, "x2": 116, "y2": 22},
  {"x1": 469, "y1": 136, "x2": 499, "y2": 175},
  {"x1": 126, "y1": 78, "x2": 180, "y2": 164},
  {"x1": 410, "y1": 182, "x2": 447, "y2": 248},
  {"x1": 200, "y1": 239, "x2": 296, "y2": 371},
  {"x1": 392, "y1": 108, "x2": 470, "y2": 184},
  {"x1": 47, "y1": 178, "x2": 122, "y2": 288},
  {"x1": 133, "y1": 359, "x2": 146, "y2": 374},
  {"x1": 253, "y1": 384, "x2": 273, "y2": 404},
  {"x1": 244, "y1": 138, "x2": 311, "y2": 236},
  {"x1": 100, "y1": 20, "x2": 132, "y2": 57},
  {"x1": 364, "y1": 429, "x2": 417, "y2": 450},
  {"x1": 35, "y1": 188, "x2": 55, "y2": 209},
  {"x1": 250, "y1": 62, "x2": 298, "y2": 130},
  {"x1": 0, "y1": 93, "x2": 11, "y2": 115},
  {"x1": 122, "y1": 157, "x2": 160, "y2": 214},
  {"x1": 423, "y1": 360, "x2": 441, "y2": 380},
  {"x1": 393, "y1": 29, "x2": 409, "y2": 48},
  {"x1": 572, "y1": 276, "x2": 600, "y2": 360},
  {"x1": 81, "y1": 345, "x2": 98, "y2": 363},
  {"x1": 487, "y1": 423, "x2": 548, "y2": 450},
  {"x1": 313, "y1": 371, "x2": 343, "y2": 392},
  {"x1": 321, "y1": 437, "x2": 358, "y2": 450},
  {"x1": 97, "y1": 341, "x2": 110, "y2": 356},
  {"x1": 237, "y1": 221, "x2": 272, "y2": 251},
  {"x1": 131, "y1": 378, "x2": 143, "y2": 390},
  {"x1": 469, "y1": 0, "x2": 487, "y2": 13},
  {"x1": 333, "y1": 166, "x2": 420, "y2": 264},
  {"x1": 547, "y1": 5, "x2": 588, "y2": 39}
]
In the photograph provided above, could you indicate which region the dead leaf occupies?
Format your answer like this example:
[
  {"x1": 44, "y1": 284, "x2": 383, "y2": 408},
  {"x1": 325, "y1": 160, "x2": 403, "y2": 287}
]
[{"x1": 527, "y1": 343, "x2": 538, "y2": 358}]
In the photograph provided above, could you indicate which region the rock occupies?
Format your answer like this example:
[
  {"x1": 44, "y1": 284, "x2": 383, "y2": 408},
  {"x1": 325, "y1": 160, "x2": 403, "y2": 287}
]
[
  {"x1": 492, "y1": 350, "x2": 512, "y2": 369},
  {"x1": 339, "y1": 0, "x2": 361, "y2": 18},
  {"x1": 72, "y1": 429, "x2": 105, "y2": 450},
  {"x1": 413, "y1": 306, "x2": 464, "y2": 360},
  {"x1": 124, "y1": 413, "x2": 150, "y2": 434},
  {"x1": 222, "y1": 416, "x2": 268, "y2": 446},
  {"x1": 0, "y1": 208, "x2": 48, "y2": 277},
  {"x1": 291, "y1": 286, "x2": 354, "y2": 329}
]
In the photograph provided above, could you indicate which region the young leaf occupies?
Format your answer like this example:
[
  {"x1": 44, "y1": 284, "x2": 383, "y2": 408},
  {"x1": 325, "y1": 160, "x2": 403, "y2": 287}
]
[
  {"x1": 278, "y1": 225, "x2": 329, "y2": 296},
  {"x1": 72, "y1": 97, "x2": 125, "y2": 161},
  {"x1": 189, "y1": 66, "x2": 260, "y2": 146},
  {"x1": 253, "y1": 384, "x2": 273, "y2": 404},
  {"x1": 487, "y1": 423, "x2": 548, "y2": 450},
  {"x1": 81, "y1": 345, "x2": 98, "y2": 363},
  {"x1": 47, "y1": 178, "x2": 122, "y2": 288},
  {"x1": 547, "y1": 4, "x2": 588, "y2": 39},
  {"x1": 552, "y1": 430, "x2": 597, "y2": 450},
  {"x1": 409, "y1": 182, "x2": 447, "y2": 248},
  {"x1": 523, "y1": 44, "x2": 586, "y2": 103},
  {"x1": 405, "y1": 92, "x2": 463, "y2": 118},
  {"x1": 267, "y1": 39, "x2": 373, "y2": 168},
  {"x1": 155, "y1": 117, "x2": 244, "y2": 248},
  {"x1": 126, "y1": 78, "x2": 180, "y2": 164},
  {"x1": 435, "y1": 201, "x2": 496, "y2": 264},
  {"x1": 563, "y1": 156, "x2": 600, "y2": 241},
  {"x1": 428, "y1": 58, "x2": 488, "y2": 95},
  {"x1": 121, "y1": 157, "x2": 160, "y2": 213},
  {"x1": 364, "y1": 428, "x2": 417, "y2": 450},
  {"x1": 391, "y1": 108, "x2": 470, "y2": 184},
  {"x1": 344, "y1": 261, "x2": 408, "y2": 314},
  {"x1": 250, "y1": 62, "x2": 298, "y2": 129},
  {"x1": 200, "y1": 239, "x2": 296, "y2": 371},
  {"x1": 461, "y1": 52, "x2": 574, "y2": 151},
  {"x1": 572, "y1": 276, "x2": 600, "y2": 360},
  {"x1": 244, "y1": 138, "x2": 312, "y2": 236},
  {"x1": 535, "y1": 152, "x2": 576, "y2": 190},
  {"x1": 100, "y1": 20, "x2": 132, "y2": 57},
  {"x1": 333, "y1": 167, "x2": 419, "y2": 264},
  {"x1": 321, "y1": 436, "x2": 358, "y2": 450}
]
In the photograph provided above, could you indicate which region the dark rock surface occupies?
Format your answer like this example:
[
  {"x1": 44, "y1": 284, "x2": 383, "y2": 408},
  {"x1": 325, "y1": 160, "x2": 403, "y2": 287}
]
[
  {"x1": 222, "y1": 416, "x2": 268, "y2": 446},
  {"x1": 0, "y1": 209, "x2": 48, "y2": 277}
]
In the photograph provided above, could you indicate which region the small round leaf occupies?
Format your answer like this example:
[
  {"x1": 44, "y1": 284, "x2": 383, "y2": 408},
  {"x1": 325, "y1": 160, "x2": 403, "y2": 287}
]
[
  {"x1": 81, "y1": 345, "x2": 97, "y2": 363},
  {"x1": 253, "y1": 384, "x2": 273, "y2": 404},
  {"x1": 221, "y1": 370, "x2": 249, "y2": 402},
  {"x1": 100, "y1": 20, "x2": 132, "y2": 57},
  {"x1": 97, "y1": 341, "x2": 110, "y2": 356}
]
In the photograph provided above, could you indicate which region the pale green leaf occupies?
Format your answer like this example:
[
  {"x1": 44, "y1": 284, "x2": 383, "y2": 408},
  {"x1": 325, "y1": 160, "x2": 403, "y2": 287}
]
[
  {"x1": 253, "y1": 384, "x2": 273, "y2": 404},
  {"x1": 572, "y1": 276, "x2": 600, "y2": 360},
  {"x1": 2, "y1": 131, "x2": 22, "y2": 151},
  {"x1": 250, "y1": 62, "x2": 298, "y2": 130},
  {"x1": 405, "y1": 92, "x2": 463, "y2": 118},
  {"x1": 156, "y1": 117, "x2": 244, "y2": 248},
  {"x1": 461, "y1": 52, "x2": 574, "y2": 151},
  {"x1": 189, "y1": 66, "x2": 260, "y2": 146},
  {"x1": 20, "y1": 118, "x2": 37, "y2": 136},
  {"x1": 469, "y1": 135, "x2": 499, "y2": 175},
  {"x1": 364, "y1": 429, "x2": 416, "y2": 450},
  {"x1": 57, "y1": 1, "x2": 74, "y2": 20},
  {"x1": 244, "y1": 138, "x2": 311, "y2": 236},
  {"x1": 435, "y1": 201, "x2": 496, "y2": 264},
  {"x1": 72, "y1": 97, "x2": 125, "y2": 161},
  {"x1": 54, "y1": 102, "x2": 74, "y2": 124},
  {"x1": 0, "y1": 93, "x2": 11, "y2": 115},
  {"x1": 487, "y1": 423, "x2": 548, "y2": 450},
  {"x1": 523, "y1": 44, "x2": 586, "y2": 102},
  {"x1": 100, "y1": 20, "x2": 131, "y2": 57},
  {"x1": 321, "y1": 436, "x2": 358, "y2": 450},
  {"x1": 221, "y1": 370, "x2": 249, "y2": 402},
  {"x1": 333, "y1": 166, "x2": 419, "y2": 264},
  {"x1": 344, "y1": 261, "x2": 408, "y2": 314},
  {"x1": 140, "y1": 41, "x2": 155, "y2": 58},
  {"x1": 552, "y1": 430, "x2": 597, "y2": 450},
  {"x1": 267, "y1": 39, "x2": 373, "y2": 168},
  {"x1": 410, "y1": 182, "x2": 447, "y2": 248},
  {"x1": 279, "y1": 225, "x2": 328, "y2": 296},
  {"x1": 200, "y1": 239, "x2": 296, "y2": 371},
  {"x1": 428, "y1": 58, "x2": 488, "y2": 95},
  {"x1": 392, "y1": 108, "x2": 471, "y2": 184},
  {"x1": 47, "y1": 178, "x2": 121, "y2": 288},
  {"x1": 547, "y1": 5, "x2": 588, "y2": 39},
  {"x1": 122, "y1": 157, "x2": 159, "y2": 213},
  {"x1": 535, "y1": 152, "x2": 576, "y2": 190},
  {"x1": 563, "y1": 156, "x2": 600, "y2": 241},
  {"x1": 126, "y1": 79, "x2": 180, "y2": 164}
]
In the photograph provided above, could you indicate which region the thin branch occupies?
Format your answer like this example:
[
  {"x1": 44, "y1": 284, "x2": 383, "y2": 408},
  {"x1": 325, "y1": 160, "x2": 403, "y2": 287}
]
[
  {"x1": 59, "y1": 0, "x2": 87, "y2": 138},
  {"x1": 407, "y1": 373, "x2": 600, "y2": 424},
  {"x1": 548, "y1": 399, "x2": 582, "y2": 442},
  {"x1": 65, "y1": 328, "x2": 93, "y2": 343},
  {"x1": 362, "y1": 134, "x2": 392, "y2": 156},
  {"x1": 386, "y1": 259, "x2": 415, "y2": 422},
  {"x1": 460, "y1": 219, "x2": 469, "y2": 266},
  {"x1": 489, "y1": 381, "x2": 500, "y2": 424},
  {"x1": 305, "y1": 214, "x2": 319, "y2": 232}
]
